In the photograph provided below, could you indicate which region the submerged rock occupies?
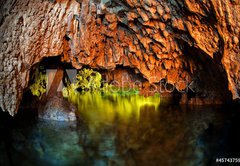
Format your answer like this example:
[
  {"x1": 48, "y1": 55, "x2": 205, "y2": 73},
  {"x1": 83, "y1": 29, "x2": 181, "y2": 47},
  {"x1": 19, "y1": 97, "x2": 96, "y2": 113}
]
[{"x1": 38, "y1": 96, "x2": 77, "y2": 122}]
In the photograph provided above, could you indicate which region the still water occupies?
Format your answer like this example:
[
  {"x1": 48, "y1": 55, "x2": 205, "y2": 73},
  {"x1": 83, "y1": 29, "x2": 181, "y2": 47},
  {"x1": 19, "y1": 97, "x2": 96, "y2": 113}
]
[{"x1": 0, "y1": 92, "x2": 240, "y2": 166}]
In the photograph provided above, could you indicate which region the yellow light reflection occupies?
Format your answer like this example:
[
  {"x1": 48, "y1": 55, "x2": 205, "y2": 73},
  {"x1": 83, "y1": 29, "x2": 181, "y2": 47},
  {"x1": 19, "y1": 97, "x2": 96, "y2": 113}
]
[{"x1": 66, "y1": 91, "x2": 160, "y2": 125}]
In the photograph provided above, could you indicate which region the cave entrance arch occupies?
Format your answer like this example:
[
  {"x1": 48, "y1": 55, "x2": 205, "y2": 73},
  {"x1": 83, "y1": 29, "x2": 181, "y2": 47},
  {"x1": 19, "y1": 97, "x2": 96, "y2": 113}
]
[{"x1": 20, "y1": 56, "x2": 77, "y2": 110}]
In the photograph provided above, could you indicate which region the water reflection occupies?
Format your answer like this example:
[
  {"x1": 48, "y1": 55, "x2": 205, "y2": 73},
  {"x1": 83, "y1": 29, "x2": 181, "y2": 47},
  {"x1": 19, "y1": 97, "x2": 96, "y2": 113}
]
[
  {"x1": 0, "y1": 92, "x2": 239, "y2": 166},
  {"x1": 67, "y1": 91, "x2": 160, "y2": 124}
]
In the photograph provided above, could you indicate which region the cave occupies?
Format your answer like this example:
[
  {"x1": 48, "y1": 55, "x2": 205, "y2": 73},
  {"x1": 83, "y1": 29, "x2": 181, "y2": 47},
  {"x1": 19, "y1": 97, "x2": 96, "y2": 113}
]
[{"x1": 0, "y1": 0, "x2": 240, "y2": 165}]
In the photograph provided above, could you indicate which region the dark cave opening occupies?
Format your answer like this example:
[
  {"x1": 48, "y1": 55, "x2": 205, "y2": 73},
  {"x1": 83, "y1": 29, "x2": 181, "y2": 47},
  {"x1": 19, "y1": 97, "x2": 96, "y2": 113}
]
[
  {"x1": 181, "y1": 42, "x2": 232, "y2": 103},
  {"x1": 20, "y1": 56, "x2": 71, "y2": 110},
  {"x1": 20, "y1": 56, "x2": 157, "y2": 111}
]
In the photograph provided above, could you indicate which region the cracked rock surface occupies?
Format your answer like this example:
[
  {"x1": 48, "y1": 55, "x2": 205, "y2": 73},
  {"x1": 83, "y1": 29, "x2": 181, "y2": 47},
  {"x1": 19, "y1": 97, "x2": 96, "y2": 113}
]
[{"x1": 0, "y1": 0, "x2": 239, "y2": 115}]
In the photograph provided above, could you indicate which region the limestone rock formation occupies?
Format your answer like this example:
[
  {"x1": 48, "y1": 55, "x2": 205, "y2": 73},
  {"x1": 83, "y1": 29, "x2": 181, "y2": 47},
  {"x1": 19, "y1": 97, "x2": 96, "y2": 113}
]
[
  {"x1": 39, "y1": 96, "x2": 77, "y2": 121},
  {"x1": 0, "y1": 0, "x2": 239, "y2": 115}
]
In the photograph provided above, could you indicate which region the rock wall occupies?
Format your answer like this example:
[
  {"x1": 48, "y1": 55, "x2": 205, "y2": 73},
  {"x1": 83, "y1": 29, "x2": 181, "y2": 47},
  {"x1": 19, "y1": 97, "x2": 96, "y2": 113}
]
[{"x1": 0, "y1": 0, "x2": 239, "y2": 115}]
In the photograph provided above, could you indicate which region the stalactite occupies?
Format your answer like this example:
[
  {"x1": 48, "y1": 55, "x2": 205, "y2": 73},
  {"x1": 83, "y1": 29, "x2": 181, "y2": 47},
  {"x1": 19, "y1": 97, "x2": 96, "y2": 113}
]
[{"x1": 0, "y1": 0, "x2": 239, "y2": 115}]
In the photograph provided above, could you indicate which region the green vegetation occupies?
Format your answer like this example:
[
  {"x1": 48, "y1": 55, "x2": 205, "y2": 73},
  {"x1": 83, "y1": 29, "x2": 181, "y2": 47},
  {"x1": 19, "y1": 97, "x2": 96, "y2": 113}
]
[
  {"x1": 75, "y1": 68, "x2": 102, "y2": 91},
  {"x1": 29, "y1": 67, "x2": 141, "y2": 99},
  {"x1": 63, "y1": 68, "x2": 140, "y2": 98},
  {"x1": 29, "y1": 67, "x2": 47, "y2": 98},
  {"x1": 62, "y1": 68, "x2": 102, "y2": 98}
]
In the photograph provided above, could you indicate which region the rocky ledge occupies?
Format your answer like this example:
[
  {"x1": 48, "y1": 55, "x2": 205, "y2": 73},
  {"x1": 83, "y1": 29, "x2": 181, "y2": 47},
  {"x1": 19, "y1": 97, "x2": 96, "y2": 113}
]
[{"x1": 39, "y1": 96, "x2": 77, "y2": 122}]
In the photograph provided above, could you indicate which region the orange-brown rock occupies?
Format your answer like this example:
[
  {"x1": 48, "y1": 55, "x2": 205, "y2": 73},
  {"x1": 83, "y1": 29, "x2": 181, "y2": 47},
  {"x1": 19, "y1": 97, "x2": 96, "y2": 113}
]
[{"x1": 0, "y1": 0, "x2": 239, "y2": 115}]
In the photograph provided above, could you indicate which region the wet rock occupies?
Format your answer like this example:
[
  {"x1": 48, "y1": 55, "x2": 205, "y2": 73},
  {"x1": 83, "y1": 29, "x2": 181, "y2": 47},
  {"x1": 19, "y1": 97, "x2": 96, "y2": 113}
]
[
  {"x1": 233, "y1": 36, "x2": 239, "y2": 45},
  {"x1": 39, "y1": 96, "x2": 77, "y2": 122},
  {"x1": 137, "y1": 8, "x2": 149, "y2": 22},
  {"x1": 172, "y1": 18, "x2": 185, "y2": 31},
  {"x1": 127, "y1": 12, "x2": 138, "y2": 21},
  {"x1": 105, "y1": 14, "x2": 117, "y2": 23},
  {"x1": 156, "y1": 5, "x2": 164, "y2": 16}
]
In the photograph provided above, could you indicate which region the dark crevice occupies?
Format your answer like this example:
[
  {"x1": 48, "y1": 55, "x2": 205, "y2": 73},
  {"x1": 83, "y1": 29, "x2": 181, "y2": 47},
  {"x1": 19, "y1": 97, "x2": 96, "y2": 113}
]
[
  {"x1": 64, "y1": 34, "x2": 71, "y2": 41},
  {"x1": 113, "y1": 0, "x2": 134, "y2": 10},
  {"x1": 117, "y1": 21, "x2": 135, "y2": 35},
  {"x1": 0, "y1": 16, "x2": 5, "y2": 27},
  {"x1": 182, "y1": 41, "x2": 232, "y2": 102}
]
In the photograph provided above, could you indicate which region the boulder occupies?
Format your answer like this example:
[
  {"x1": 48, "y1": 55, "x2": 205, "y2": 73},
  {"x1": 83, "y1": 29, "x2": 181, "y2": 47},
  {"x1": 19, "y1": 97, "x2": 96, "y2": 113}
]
[{"x1": 38, "y1": 96, "x2": 77, "y2": 122}]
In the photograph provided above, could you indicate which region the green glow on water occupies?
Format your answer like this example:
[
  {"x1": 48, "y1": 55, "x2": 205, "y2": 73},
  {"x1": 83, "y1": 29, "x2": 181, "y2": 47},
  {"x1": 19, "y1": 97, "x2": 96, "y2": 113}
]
[{"x1": 66, "y1": 91, "x2": 161, "y2": 124}]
